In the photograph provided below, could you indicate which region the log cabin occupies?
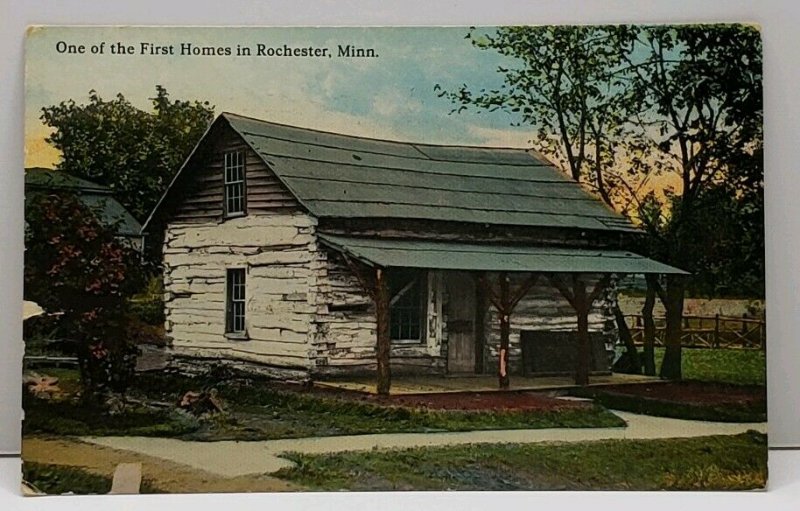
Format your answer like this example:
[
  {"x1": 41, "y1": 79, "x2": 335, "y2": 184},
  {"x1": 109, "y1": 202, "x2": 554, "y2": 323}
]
[{"x1": 143, "y1": 112, "x2": 684, "y2": 393}]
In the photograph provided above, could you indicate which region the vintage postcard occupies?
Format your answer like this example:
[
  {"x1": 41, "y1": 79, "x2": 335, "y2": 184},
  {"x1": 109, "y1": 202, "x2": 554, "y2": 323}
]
[{"x1": 21, "y1": 25, "x2": 765, "y2": 494}]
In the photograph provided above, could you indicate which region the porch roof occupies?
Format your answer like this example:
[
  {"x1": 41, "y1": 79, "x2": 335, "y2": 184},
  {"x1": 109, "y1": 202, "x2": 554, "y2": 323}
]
[{"x1": 318, "y1": 234, "x2": 687, "y2": 275}]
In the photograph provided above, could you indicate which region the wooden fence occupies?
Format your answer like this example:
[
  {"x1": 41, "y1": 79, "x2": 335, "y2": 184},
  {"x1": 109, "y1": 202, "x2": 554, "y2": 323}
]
[{"x1": 624, "y1": 314, "x2": 766, "y2": 350}]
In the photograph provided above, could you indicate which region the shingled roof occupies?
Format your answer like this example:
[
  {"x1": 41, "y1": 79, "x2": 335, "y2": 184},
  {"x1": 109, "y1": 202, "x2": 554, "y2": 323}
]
[{"x1": 147, "y1": 112, "x2": 638, "y2": 233}]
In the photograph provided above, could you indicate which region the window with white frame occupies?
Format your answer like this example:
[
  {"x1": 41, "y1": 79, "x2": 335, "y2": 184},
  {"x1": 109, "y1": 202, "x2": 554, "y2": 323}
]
[
  {"x1": 224, "y1": 150, "x2": 246, "y2": 216},
  {"x1": 226, "y1": 268, "x2": 246, "y2": 334},
  {"x1": 389, "y1": 269, "x2": 426, "y2": 342}
]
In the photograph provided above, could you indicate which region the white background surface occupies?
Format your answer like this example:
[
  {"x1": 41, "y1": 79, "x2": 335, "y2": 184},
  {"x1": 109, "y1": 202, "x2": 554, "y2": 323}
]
[{"x1": 1, "y1": 0, "x2": 798, "y2": 507}]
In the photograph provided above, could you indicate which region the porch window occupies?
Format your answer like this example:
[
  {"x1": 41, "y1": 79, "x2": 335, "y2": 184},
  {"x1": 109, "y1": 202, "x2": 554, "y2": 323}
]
[
  {"x1": 224, "y1": 150, "x2": 246, "y2": 216},
  {"x1": 389, "y1": 269, "x2": 426, "y2": 342},
  {"x1": 226, "y1": 268, "x2": 246, "y2": 335}
]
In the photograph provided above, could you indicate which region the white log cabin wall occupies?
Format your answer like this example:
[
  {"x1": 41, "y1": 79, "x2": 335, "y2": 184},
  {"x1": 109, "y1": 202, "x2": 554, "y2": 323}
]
[
  {"x1": 163, "y1": 214, "x2": 320, "y2": 377},
  {"x1": 311, "y1": 251, "x2": 448, "y2": 376}
]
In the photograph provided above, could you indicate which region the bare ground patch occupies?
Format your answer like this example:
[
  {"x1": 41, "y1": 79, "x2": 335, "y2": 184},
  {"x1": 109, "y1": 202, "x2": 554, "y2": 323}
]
[{"x1": 22, "y1": 436, "x2": 301, "y2": 494}]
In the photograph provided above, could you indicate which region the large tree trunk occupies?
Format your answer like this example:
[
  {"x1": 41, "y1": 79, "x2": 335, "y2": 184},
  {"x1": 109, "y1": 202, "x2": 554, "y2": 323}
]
[
  {"x1": 659, "y1": 274, "x2": 686, "y2": 380},
  {"x1": 613, "y1": 304, "x2": 640, "y2": 374},
  {"x1": 375, "y1": 268, "x2": 392, "y2": 395},
  {"x1": 642, "y1": 276, "x2": 657, "y2": 376}
]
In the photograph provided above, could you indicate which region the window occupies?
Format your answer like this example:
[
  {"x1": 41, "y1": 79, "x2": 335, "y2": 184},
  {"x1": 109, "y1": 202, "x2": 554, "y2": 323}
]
[
  {"x1": 224, "y1": 150, "x2": 246, "y2": 216},
  {"x1": 226, "y1": 268, "x2": 246, "y2": 334},
  {"x1": 389, "y1": 270, "x2": 426, "y2": 342}
]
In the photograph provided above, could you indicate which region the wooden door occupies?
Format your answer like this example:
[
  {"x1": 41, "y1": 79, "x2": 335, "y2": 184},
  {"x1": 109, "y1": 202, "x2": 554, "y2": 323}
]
[{"x1": 446, "y1": 272, "x2": 477, "y2": 373}]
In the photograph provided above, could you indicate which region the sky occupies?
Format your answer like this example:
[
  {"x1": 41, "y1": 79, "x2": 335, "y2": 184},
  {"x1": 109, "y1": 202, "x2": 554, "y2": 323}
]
[{"x1": 25, "y1": 26, "x2": 536, "y2": 168}]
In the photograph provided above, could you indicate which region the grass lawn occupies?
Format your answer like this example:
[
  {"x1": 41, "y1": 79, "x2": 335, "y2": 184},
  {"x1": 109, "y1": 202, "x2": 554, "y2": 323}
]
[
  {"x1": 570, "y1": 348, "x2": 767, "y2": 422},
  {"x1": 23, "y1": 462, "x2": 112, "y2": 495},
  {"x1": 654, "y1": 347, "x2": 765, "y2": 386},
  {"x1": 23, "y1": 462, "x2": 160, "y2": 494},
  {"x1": 572, "y1": 382, "x2": 766, "y2": 422},
  {"x1": 196, "y1": 384, "x2": 624, "y2": 441},
  {"x1": 23, "y1": 370, "x2": 624, "y2": 441},
  {"x1": 275, "y1": 431, "x2": 768, "y2": 491}
]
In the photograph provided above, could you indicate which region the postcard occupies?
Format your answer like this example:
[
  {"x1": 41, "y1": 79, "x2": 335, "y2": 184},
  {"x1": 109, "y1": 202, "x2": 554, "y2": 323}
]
[{"x1": 21, "y1": 25, "x2": 765, "y2": 494}]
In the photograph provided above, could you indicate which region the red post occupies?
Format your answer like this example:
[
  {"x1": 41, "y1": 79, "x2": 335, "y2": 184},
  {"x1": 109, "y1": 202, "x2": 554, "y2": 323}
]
[{"x1": 498, "y1": 272, "x2": 511, "y2": 389}]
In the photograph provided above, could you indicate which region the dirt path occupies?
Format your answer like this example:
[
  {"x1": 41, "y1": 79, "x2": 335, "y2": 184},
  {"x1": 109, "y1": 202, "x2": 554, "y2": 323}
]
[
  {"x1": 21, "y1": 436, "x2": 301, "y2": 493},
  {"x1": 79, "y1": 411, "x2": 767, "y2": 478}
]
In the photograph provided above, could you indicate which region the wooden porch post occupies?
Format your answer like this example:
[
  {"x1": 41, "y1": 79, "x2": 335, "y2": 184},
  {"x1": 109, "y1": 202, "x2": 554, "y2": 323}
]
[
  {"x1": 572, "y1": 276, "x2": 590, "y2": 386},
  {"x1": 375, "y1": 268, "x2": 391, "y2": 395},
  {"x1": 476, "y1": 272, "x2": 540, "y2": 390},
  {"x1": 341, "y1": 255, "x2": 392, "y2": 395},
  {"x1": 498, "y1": 272, "x2": 511, "y2": 389},
  {"x1": 549, "y1": 273, "x2": 611, "y2": 386}
]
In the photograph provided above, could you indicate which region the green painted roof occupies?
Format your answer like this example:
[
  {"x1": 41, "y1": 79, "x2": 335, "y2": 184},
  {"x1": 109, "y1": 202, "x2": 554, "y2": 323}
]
[
  {"x1": 25, "y1": 168, "x2": 142, "y2": 236},
  {"x1": 318, "y1": 234, "x2": 687, "y2": 274},
  {"x1": 222, "y1": 113, "x2": 638, "y2": 233}
]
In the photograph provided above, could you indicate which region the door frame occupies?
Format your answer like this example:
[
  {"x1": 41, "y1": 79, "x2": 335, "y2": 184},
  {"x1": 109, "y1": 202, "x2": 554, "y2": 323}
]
[{"x1": 445, "y1": 271, "x2": 479, "y2": 374}]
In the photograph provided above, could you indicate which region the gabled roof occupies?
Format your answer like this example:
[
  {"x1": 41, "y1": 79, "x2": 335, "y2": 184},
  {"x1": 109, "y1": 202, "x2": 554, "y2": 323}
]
[
  {"x1": 146, "y1": 112, "x2": 638, "y2": 233},
  {"x1": 25, "y1": 168, "x2": 142, "y2": 237}
]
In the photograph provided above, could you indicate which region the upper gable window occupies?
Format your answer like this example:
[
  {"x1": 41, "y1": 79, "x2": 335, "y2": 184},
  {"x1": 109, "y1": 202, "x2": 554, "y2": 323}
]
[{"x1": 224, "y1": 150, "x2": 246, "y2": 217}]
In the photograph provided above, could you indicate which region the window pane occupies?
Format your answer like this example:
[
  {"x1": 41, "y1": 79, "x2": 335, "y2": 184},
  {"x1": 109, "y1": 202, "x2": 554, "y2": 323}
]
[
  {"x1": 226, "y1": 269, "x2": 246, "y2": 333},
  {"x1": 389, "y1": 271, "x2": 425, "y2": 341},
  {"x1": 224, "y1": 151, "x2": 246, "y2": 215}
]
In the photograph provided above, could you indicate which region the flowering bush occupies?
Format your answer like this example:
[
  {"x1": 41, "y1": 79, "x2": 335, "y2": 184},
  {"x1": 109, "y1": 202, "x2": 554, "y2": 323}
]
[{"x1": 25, "y1": 192, "x2": 144, "y2": 396}]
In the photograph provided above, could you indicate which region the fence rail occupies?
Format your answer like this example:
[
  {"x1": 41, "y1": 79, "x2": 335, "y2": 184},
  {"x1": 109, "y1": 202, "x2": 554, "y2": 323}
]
[{"x1": 624, "y1": 314, "x2": 766, "y2": 350}]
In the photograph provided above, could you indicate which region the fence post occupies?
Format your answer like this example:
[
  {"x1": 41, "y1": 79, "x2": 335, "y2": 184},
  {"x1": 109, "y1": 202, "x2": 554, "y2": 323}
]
[{"x1": 714, "y1": 314, "x2": 720, "y2": 348}]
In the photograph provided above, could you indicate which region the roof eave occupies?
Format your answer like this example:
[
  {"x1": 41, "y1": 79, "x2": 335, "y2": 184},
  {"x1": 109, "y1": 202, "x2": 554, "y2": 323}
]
[{"x1": 140, "y1": 114, "x2": 226, "y2": 234}]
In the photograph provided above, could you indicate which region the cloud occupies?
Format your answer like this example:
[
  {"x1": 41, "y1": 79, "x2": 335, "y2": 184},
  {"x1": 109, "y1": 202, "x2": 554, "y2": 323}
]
[{"x1": 23, "y1": 26, "x2": 541, "y2": 164}]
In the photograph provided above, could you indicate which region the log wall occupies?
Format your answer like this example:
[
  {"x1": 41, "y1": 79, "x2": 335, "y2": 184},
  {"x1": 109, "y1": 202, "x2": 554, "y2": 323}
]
[
  {"x1": 481, "y1": 273, "x2": 615, "y2": 375},
  {"x1": 309, "y1": 252, "x2": 447, "y2": 376},
  {"x1": 163, "y1": 214, "x2": 319, "y2": 376},
  {"x1": 171, "y1": 124, "x2": 299, "y2": 223}
]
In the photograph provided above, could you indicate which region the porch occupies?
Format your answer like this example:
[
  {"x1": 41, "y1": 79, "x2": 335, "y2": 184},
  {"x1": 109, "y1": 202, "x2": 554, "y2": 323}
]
[
  {"x1": 319, "y1": 234, "x2": 686, "y2": 394},
  {"x1": 315, "y1": 372, "x2": 661, "y2": 395}
]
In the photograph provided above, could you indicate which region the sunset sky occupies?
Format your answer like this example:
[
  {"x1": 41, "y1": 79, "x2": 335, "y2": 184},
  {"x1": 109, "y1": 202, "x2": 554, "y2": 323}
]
[{"x1": 25, "y1": 26, "x2": 536, "y2": 168}]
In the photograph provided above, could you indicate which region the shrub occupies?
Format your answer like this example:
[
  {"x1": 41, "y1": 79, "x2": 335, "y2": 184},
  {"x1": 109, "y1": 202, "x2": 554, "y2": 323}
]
[{"x1": 24, "y1": 192, "x2": 144, "y2": 396}]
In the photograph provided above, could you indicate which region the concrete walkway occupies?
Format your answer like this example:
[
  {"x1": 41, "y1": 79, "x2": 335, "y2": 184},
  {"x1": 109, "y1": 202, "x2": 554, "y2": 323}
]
[{"x1": 82, "y1": 412, "x2": 767, "y2": 478}]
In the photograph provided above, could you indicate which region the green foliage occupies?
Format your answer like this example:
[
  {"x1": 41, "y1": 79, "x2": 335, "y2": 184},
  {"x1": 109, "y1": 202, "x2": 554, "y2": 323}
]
[
  {"x1": 655, "y1": 348, "x2": 766, "y2": 386},
  {"x1": 24, "y1": 369, "x2": 622, "y2": 440},
  {"x1": 55, "y1": 370, "x2": 622, "y2": 440},
  {"x1": 440, "y1": 25, "x2": 764, "y2": 298},
  {"x1": 23, "y1": 462, "x2": 161, "y2": 495},
  {"x1": 572, "y1": 387, "x2": 765, "y2": 422},
  {"x1": 24, "y1": 192, "x2": 144, "y2": 394},
  {"x1": 679, "y1": 185, "x2": 764, "y2": 297},
  {"x1": 22, "y1": 395, "x2": 200, "y2": 437},
  {"x1": 437, "y1": 25, "x2": 637, "y2": 201},
  {"x1": 41, "y1": 86, "x2": 214, "y2": 223},
  {"x1": 275, "y1": 432, "x2": 767, "y2": 491},
  {"x1": 23, "y1": 462, "x2": 112, "y2": 495},
  {"x1": 129, "y1": 298, "x2": 166, "y2": 326}
]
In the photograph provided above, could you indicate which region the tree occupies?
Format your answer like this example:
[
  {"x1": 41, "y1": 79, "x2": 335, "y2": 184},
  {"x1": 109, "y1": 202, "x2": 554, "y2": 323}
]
[
  {"x1": 440, "y1": 25, "x2": 763, "y2": 380},
  {"x1": 41, "y1": 86, "x2": 214, "y2": 223},
  {"x1": 24, "y1": 192, "x2": 144, "y2": 396},
  {"x1": 438, "y1": 26, "x2": 645, "y2": 376},
  {"x1": 437, "y1": 26, "x2": 637, "y2": 200},
  {"x1": 625, "y1": 25, "x2": 763, "y2": 379}
]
